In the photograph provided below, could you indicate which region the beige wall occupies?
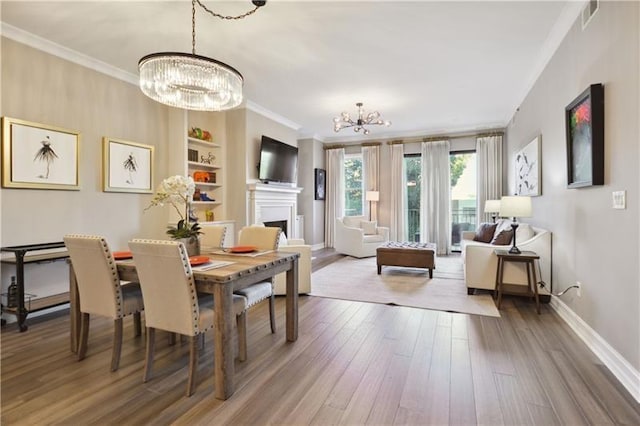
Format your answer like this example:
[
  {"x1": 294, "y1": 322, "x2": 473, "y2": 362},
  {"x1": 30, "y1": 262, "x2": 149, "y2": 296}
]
[
  {"x1": 297, "y1": 137, "x2": 325, "y2": 246},
  {"x1": 504, "y1": 2, "x2": 639, "y2": 369},
  {"x1": 0, "y1": 37, "x2": 173, "y2": 300}
]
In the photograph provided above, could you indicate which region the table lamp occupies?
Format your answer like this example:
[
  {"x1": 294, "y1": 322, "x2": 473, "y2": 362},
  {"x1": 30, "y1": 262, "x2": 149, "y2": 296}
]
[
  {"x1": 365, "y1": 191, "x2": 379, "y2": 221},
  {"x1": 499, "y1": 196, "x2": 532, "y2": 254},
  {"x1": 484, "y1": 199, "x2": 501, "y2": 223}
]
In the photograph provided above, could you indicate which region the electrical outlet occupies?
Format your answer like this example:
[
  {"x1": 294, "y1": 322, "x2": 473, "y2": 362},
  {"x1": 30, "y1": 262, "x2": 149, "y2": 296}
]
[{"x1": 576, "y1": 281, "x2": 582, "y2": 297}]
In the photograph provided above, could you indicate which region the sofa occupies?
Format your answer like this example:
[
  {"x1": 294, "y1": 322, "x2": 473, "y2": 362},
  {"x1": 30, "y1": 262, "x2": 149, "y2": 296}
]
[
  {"x1": 334, "y1": 216, "x2": 389, "y2": 258},
  {"x1": 461, "y1": 220, "x2": 551, "y2": 295}
]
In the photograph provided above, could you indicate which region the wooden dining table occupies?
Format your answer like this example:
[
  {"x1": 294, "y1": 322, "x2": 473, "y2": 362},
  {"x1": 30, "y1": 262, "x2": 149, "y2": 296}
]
[{"x1": 68, "y1": 249, "x2": 299, "y2": 400}]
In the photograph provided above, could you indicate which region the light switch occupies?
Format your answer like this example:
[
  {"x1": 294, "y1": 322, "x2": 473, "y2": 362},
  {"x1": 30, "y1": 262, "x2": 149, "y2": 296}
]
[{"x1": 612, "y1": 190, "x2": 626, "y2": 209}]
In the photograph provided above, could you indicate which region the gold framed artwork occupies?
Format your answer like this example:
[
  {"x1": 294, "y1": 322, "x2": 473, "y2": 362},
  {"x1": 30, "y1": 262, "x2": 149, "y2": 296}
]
[
  {"x1": 1, "y1": 116, "x2": 80, "y2": 190},
  {"x1": 102, "y1": 137, "x2": 154, "y2": 193}
]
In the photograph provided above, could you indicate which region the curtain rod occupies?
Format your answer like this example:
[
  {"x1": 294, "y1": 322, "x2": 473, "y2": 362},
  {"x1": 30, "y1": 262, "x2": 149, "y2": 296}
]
[
  {"x1": 385, "y1": 129, "x2": 504, "y2": 145},
  {"x1": 324, "y1": 141, "x2": 382, "y2": 150}
]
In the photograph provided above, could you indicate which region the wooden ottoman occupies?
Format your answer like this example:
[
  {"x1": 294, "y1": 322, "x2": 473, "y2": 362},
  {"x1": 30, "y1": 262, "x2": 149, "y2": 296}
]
[{"x1": 376, "y1": 241, "x2": 436, "y2": 278}]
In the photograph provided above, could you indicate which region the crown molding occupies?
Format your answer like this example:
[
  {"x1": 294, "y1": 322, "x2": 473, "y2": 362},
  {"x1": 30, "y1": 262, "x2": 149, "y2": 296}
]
[
  {"x1": 245, "y1": 100, "x2": 302, "y2": 131},
  {"x1": 1, "y1": 22, "x2": 139, "y2": 86}
]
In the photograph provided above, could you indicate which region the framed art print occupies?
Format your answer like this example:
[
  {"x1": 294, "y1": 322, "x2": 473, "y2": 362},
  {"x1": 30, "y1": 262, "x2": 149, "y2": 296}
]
[
  {"x1": 1, "y1": 117, "x2": 80, "y2": 190},
  {"x1": 515, "y1": 135, "x2": 541, "y2": 196},
  {"x1": 102, "y1": 137, "x2": 154, "y2": 193},
  {"x1": 314, "y1": 168, "x2": 326, "y2": 200},
  {"x1": 565, "y1": 83, "x2": 604, "y2": 188}
]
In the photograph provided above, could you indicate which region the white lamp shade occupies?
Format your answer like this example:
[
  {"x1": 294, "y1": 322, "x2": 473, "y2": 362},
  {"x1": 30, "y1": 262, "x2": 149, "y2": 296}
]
[
  {"x1": 484, "y1": 199, "x2": 501, "y2": 213},
  {"x1": 365, "y1": 191, "x2": 380, "y2": 202},
  {"x1": 499, "y1": 196, "x2": 532, "y2": 218}
]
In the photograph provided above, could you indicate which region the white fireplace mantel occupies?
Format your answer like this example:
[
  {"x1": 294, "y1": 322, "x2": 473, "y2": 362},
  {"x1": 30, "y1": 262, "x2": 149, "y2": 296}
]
[{"x1": 247, "y1": 183, "x2": 303, "y2": 238}]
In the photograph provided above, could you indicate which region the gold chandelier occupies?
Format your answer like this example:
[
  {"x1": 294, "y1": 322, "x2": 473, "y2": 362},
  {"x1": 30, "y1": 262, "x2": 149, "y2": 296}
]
[
  {"x1": 138, "y1": 0, "x2": 266, "y2": 111},
  {"x1": 333, "y1": 102, "x2": 391, "y2": 135}
]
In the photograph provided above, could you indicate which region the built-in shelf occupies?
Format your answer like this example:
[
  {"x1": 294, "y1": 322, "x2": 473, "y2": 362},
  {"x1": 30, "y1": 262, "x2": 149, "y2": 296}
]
[
  {"x1": 188, "y1": 161, "x2": 221, "y2": 170},
  {"x1": 194, "y1": 182, "x2": 221, "y2": 188},
  {"x1": 187, "y1": 137, "x2": 221, "y2": 148},
  {"x1": 192, "y1": 201, "x2": 222, "y2": 205}
]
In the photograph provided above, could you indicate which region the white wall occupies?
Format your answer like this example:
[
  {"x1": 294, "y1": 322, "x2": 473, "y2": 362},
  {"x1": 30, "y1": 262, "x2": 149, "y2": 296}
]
[{"x1": 504, "y1": 2, "x2": 639, "y2": 370}]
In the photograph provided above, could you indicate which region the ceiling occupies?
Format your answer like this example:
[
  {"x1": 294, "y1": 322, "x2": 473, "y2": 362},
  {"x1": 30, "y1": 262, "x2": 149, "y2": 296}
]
[{"x1": 1, "y1": 1, "x2": 582, "y2": 142}]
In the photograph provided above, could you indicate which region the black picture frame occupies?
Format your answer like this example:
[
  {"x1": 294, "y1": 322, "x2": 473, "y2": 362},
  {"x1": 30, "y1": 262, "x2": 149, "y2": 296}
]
[
  {"x1": 314, "y1": 168, "x2": 326, "y2": 200},
  {"x1": 565, "y1": 83, "x2": 604, "y2": 188}
]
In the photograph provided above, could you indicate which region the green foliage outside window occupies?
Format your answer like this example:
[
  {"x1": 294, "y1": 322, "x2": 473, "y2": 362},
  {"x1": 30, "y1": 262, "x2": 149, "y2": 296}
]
[{"x1": 344, "y1": 156, "x2": 363, "y2": 216}]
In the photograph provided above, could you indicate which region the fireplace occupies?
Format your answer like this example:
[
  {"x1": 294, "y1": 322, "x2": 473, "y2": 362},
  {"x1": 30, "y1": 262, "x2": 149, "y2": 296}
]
[
  {"x1": 264, "y1": 220, "x2": 288, "y2": 237},
  {"x1": 247, "y1": 183, "x2": 302, "y2": 239}
]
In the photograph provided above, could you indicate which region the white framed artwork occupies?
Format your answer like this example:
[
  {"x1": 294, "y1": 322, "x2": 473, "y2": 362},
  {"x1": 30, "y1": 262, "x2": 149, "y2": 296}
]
[
  {"x1": 515, "y1": 135, "x2": 541, "y2": 196},
  {"x1": 102, "y1": 137, "x2": 154, "y2": 193}
]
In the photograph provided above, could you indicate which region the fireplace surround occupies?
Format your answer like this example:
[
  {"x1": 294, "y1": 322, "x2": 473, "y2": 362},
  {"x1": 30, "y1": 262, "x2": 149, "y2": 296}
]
[{"x1": 247, "y1": 183, "x2": 302, "y2": 239}]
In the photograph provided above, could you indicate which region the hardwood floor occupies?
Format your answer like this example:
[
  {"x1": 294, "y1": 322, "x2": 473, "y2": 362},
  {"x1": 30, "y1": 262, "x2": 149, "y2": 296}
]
[{"x1": 2, "y1": 251, "x2": 639, "y2": 425}]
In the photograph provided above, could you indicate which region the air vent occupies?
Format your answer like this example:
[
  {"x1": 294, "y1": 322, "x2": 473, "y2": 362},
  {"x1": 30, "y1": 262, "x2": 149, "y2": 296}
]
[{"x1": 581, "y1": 0, "x2": 599, "y2": 29}]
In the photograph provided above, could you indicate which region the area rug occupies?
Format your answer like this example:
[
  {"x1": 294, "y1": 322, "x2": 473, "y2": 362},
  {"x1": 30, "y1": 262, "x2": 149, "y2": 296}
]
[{"x1": 310, "y1": 255, "x2": 500, "y2": 317}]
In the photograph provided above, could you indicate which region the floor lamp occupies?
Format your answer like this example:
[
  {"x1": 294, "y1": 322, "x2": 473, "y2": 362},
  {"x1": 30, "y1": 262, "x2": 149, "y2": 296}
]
[
  {"x1": 484, "y1": 199, "x2": 501, "y2": 223},
  {"x1": 365, "y1": 191, "x2": 379, "y2": 221},
  {"x1": 499, "y1": 196, "x2": 532, "y2": 254}
]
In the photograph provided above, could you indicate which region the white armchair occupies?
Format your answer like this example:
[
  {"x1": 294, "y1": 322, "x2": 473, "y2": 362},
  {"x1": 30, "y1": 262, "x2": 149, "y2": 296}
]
[
  {"x1": 334, "y1": 216, "x2": 389, "y2": 258},
  {"x1": 274, "y1": 238, "x2": 312, "y2": 295}
]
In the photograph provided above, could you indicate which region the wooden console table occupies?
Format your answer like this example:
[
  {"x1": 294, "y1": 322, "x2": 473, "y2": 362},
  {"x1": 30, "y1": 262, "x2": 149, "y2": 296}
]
[
  {"x1": 494, "y1": 249, "x2": 541, "y2": 314},
  {"x1": 1, "y1": 242, "x2": 69, "y2": 331}
]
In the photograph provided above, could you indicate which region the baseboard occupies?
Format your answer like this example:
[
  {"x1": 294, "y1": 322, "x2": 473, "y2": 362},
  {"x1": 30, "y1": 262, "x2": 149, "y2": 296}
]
[
  {"x1": 311, "y1": 242, "x2": 326, "y2": 251},
  {"x1": 550, "y1": 296, "x2": 640, "y2": 403}
]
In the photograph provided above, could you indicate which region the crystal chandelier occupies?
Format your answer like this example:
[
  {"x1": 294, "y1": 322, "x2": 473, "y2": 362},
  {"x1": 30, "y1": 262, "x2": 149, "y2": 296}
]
[
  {"x1": 333, "y1": 102, "x2": 391, "y2": 135},
  {"x1": 138, "y1": 0, "x2": 266, "y2": 111}
]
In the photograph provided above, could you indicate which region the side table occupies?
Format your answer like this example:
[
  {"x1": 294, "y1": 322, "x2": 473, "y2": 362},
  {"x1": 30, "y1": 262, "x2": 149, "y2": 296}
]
[{"x1": 494, "y1": 249, "x2": 541, "y2": 314}]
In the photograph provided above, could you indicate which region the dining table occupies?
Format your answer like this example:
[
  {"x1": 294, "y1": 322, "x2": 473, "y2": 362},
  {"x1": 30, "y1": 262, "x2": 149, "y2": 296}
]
[{"x1": 68, "y1": 248, "x2": 299, "y2": 400}]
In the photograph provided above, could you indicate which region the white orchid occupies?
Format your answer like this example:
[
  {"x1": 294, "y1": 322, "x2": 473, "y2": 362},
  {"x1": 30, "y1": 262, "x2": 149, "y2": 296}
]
[{"x1": 146, "y1": 175, "x2": 200, "y2": 239}]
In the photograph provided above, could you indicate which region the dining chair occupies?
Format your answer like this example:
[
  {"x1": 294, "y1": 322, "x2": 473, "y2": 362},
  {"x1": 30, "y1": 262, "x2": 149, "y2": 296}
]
[
  {"x1": 200, "y1": 224, "x2": 227, "y2": 249},
  {"x1": 128, "y1": 239, "x2": 247, "y2": 397},
  {"x1": 235, "y1": 225, "x2": 281, "y2": 333},
  {"x1": 63, "y1": 234, "x2": 144, "y2": 372}
]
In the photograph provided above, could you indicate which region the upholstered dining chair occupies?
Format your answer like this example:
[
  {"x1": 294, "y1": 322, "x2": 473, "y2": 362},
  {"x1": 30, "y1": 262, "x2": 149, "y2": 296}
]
[
  {"x1": 63, "y1": 234, "x2": 144, "y2": 372},
  {"x1": 235, "y1": 225, "x2": 281, "y2": 333},
  {"x1": 200, "y1": 224, "x2": 227, "y2": 249},
  {"x1": 128, "y1": 239, "x2": 247, "y2": 397}
]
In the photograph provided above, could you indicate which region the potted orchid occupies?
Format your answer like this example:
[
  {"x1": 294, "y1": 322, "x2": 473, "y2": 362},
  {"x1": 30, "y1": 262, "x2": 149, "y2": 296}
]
[{"x1": 146, "y1": 175, "x2": 202, "y2": 255}]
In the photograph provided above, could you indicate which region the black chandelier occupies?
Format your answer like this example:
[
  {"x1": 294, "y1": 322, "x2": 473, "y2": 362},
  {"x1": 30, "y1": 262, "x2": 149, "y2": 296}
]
[{"x1": 333, "y1": 102, "x2": 391, "y2": 135}]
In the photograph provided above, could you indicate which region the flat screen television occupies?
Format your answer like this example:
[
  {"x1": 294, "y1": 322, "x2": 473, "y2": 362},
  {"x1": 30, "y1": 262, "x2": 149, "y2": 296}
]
[{"x1": 258, "y1": 135, "x2": 298, "y2": 184}]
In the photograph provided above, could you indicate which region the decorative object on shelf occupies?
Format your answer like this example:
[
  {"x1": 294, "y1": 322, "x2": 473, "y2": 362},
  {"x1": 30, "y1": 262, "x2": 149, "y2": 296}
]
[
  {"x1": 145, "y1": 175, "x2": 202, "y2": 256},
  {"x1": 188, "y1": 149, "x2": 199, "y2": 162},
  {"x1": 7, "y1": 276, "x2": 17, "y2": 309},
  {"x1": 193, "y1": 171, "x2": 210, "y2": 182},
  {"x1": 1, "y1": 116, "x2": 80, "y2": 190},
  {"x1": 201, "y1": 152, "x2": 215, "y2": 164},
  {"x1": 365, "y1": 190, "x2": 379, "y2": 221},
  {"x1": 483, "y1": 199, "x2": 501, "y2": 223},
  {"x1": 205, "y1": 209, "x2": 214, "y2": 222},
  {"x1": 515, "y1": 135, "x2": 541, "y2": 196},
  {"x1": 314, "y1": 168, "x2": 326, "y2": 200},
  {"x1": 188, "y1": 127, "x2": 212, "y2": 141},
  {"x1": 200, "y1": 192, "x2": 215, "y2": 202},
  {"x1": 333, "y1": 102, "x2": 391, "y2": 135},
  {"x1": 193, "y1": 188, "x2": 201, "y2": 201},
  {"x1": 102, "y1": 137, "x2": 154, "y2": 193},
  {"x1": 209, "y1": 172, "x2": 217, "y2": 183},
  {"x1": 138, "y1": 0, "x2": 267, "y2": 111},
  {"x1": 565, "y1": 83, "x2": 604, "y2": 188},
  {"x1": 499, "y1": 195, "x2": 532, "y2": 254}
]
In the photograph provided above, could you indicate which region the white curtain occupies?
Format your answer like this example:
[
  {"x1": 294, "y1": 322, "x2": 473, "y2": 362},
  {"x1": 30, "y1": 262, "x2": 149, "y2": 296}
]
[
  {"x1": 362, "y1": 145, "x2": 379, "y2": 222},
  {"x1": 476, "y1": 135, "x2": 503, "y2": 223},
  {"x1": 325, "y1": 148, "x2": 345, "y2": 248},
  {"x1": 389, "y1": 143, "x2": 406, "y2": 241},
  {"x1": 420, "y1": 140, "x2": 451, "y2": 255}
]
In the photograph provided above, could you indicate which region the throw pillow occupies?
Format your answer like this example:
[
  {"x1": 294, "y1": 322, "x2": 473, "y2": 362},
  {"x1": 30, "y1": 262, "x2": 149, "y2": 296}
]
[
  {"x1": 343, "y1": 216, "x2": 362, "y2": 228},
  {"x1": 360, "y1": 220, "x2": 377, "y2": 235},
  {"x1": 473, "y1": 222, "x2": 498, "y2": 243},
  {"x1": 491, "y1": 229, "x2": 514, "y2": 245}
]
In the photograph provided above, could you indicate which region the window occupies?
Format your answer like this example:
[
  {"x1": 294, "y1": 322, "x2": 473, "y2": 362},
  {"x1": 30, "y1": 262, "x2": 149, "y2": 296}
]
[
  {"x1": 344, "y1": 154, "x2": 363, "y2": 216},
  {"x1": 450, "y1": 151, "x2": 477, "y2": 250},
  {"x1": 404, "y1": 154, "x2": 421, "y2": 242}
]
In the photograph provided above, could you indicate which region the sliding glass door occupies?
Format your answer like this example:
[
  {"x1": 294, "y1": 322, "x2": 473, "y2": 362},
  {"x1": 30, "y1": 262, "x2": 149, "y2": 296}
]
[
  {"x1": 450, "y1": 151, "x2": 477, "y2": 250},
  {"x1": 404, "y1": 151, "x2": 477, "y2": 248}
]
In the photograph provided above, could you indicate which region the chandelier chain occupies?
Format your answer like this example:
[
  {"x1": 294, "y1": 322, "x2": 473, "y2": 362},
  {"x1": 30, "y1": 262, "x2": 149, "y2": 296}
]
[
  {"x1": 195, "y1": 0, "x2": 262, "y2": 20},
  {"x1": 192, "y1": 0, "x2": 196, "y2": 54}
]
